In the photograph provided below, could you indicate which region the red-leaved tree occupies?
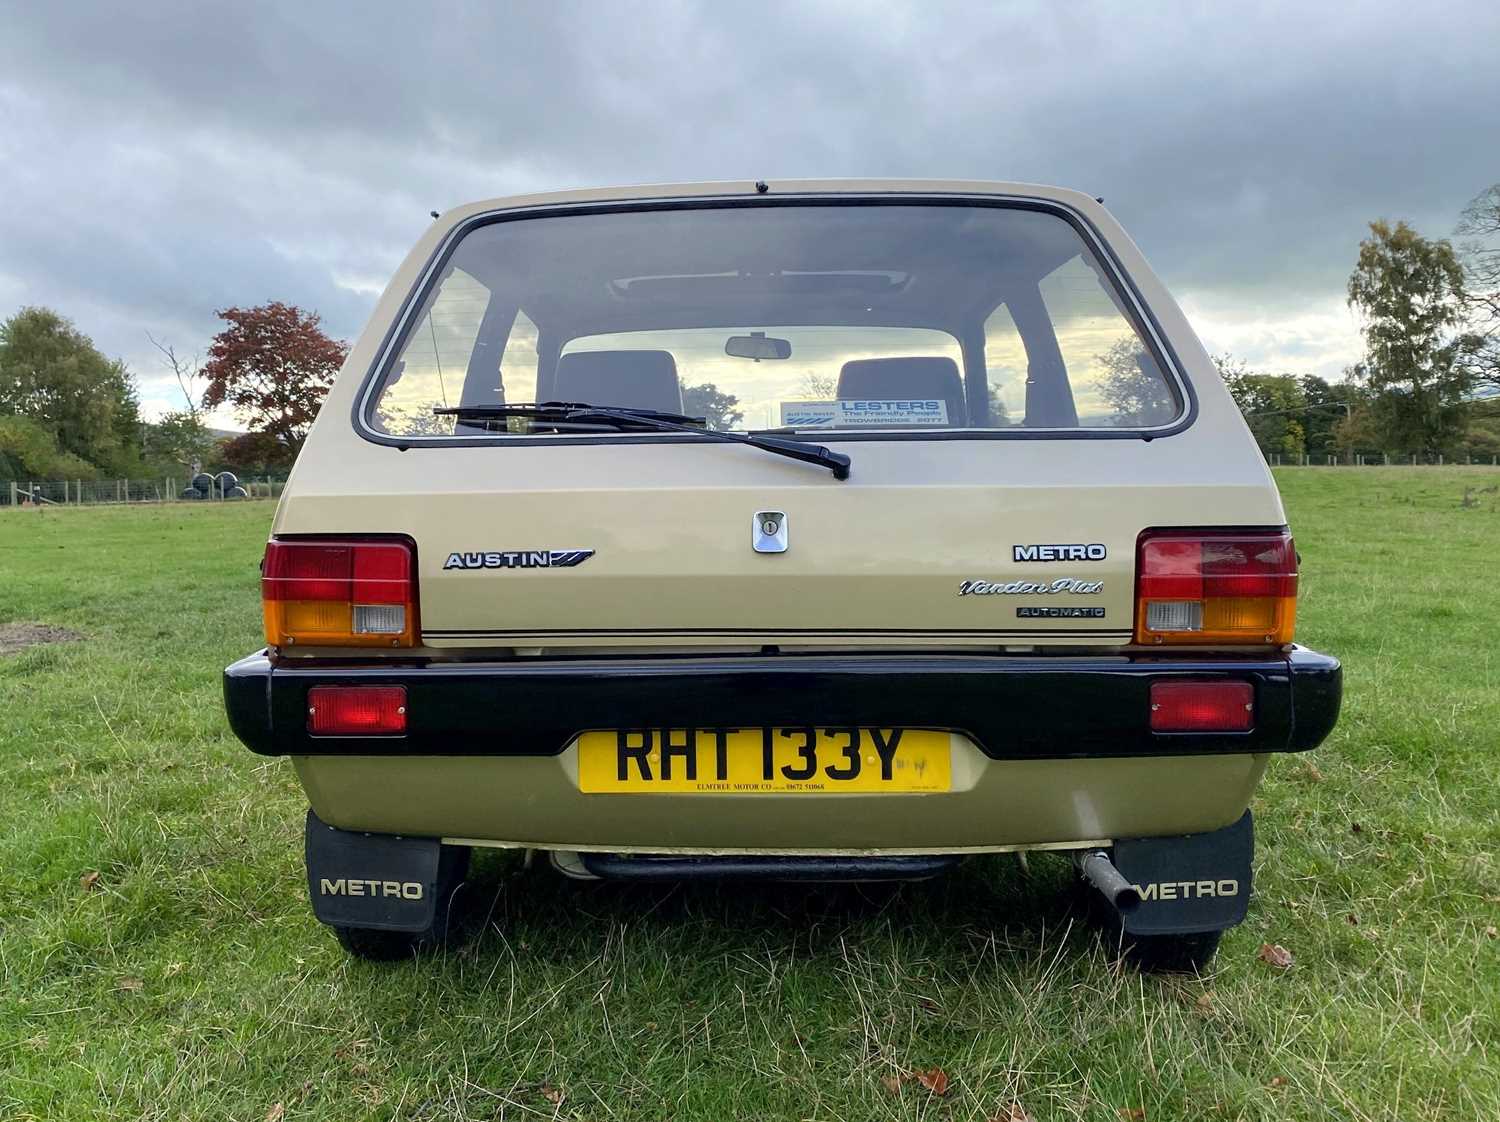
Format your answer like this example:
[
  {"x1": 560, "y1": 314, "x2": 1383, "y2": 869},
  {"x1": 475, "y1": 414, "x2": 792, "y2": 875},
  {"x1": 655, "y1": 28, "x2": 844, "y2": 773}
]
[{"x1": 202, "y1": 302, "x2": 348, "y2": 452}]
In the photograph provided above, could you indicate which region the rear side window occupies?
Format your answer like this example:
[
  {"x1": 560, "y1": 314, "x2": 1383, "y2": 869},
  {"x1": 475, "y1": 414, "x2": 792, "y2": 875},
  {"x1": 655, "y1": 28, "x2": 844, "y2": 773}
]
[{"x1": 367, "y1": 202, "x2": 1183, "y2": 439}]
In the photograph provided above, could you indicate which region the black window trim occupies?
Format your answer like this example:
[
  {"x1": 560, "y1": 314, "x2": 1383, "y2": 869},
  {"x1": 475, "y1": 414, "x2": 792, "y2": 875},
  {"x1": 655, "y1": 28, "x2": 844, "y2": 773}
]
[{"x1": 350, "y1": 191, "x2": 1200, "y2": 449}]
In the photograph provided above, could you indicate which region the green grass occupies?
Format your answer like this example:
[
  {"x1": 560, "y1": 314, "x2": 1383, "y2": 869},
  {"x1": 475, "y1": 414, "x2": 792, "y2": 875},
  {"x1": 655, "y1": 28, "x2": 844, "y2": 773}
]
[{"x1": 2, "y1": 469, "x2": 1498, "y2": 1121}]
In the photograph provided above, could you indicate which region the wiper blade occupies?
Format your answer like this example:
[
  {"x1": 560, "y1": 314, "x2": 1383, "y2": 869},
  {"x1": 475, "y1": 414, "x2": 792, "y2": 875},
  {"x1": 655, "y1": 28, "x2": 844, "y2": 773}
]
[
  {"x1": 435, "y1": 401, "x2": 851, "y2": 480},
  {"x1": 564, "y1": 407, "x2": 851, "y2": 481},
  {"x1": 435, "y1": 401, "x2": 705, "y2": 426}
]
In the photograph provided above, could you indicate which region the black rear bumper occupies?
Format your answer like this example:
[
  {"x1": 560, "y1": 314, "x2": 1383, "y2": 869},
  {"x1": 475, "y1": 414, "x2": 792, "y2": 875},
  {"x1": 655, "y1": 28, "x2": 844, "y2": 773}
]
[{"x1": 224, "y1": 645, "x2": 1340, "y2": 761}]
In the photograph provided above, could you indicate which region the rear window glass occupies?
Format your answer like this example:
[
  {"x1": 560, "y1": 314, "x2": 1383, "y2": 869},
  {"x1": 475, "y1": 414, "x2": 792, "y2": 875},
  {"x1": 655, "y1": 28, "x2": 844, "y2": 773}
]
[{"x1": 367, "y1": 203, "x2": 1181, "y2": 438}]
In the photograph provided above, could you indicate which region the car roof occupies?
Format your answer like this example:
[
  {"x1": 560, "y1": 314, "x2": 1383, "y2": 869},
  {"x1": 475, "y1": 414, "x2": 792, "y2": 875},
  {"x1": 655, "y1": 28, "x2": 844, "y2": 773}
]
[{"x1": 434, "y1": 178, "x2": 1106, "y2": 227}]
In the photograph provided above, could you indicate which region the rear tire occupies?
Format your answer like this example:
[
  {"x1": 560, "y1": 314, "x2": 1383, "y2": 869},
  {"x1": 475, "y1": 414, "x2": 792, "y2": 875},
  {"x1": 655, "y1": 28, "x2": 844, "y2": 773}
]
[
  {"x1": 1075, "y1": 865, "x2": 1226, "y2": 973},
  {"x1": 334, "y1": 924, "x2": 433, "y2": 961},
  {"x1": 330, "y1": 846, "x2": 471, "y2": 961},
  {"x1": 1120, "y1": 929, "x2": 1223, "y2": 973}
]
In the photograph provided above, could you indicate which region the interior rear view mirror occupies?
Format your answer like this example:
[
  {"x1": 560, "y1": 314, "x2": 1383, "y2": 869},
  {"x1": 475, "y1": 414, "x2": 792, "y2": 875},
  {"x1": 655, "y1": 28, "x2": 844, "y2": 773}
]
[{"x1": 725, "y1": 332, "x2": 792, "y2": 361}]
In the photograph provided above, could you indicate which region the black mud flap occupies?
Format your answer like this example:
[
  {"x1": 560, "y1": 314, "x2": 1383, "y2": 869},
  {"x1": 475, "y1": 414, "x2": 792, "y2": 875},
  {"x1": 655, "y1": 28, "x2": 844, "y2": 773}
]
[
  {"x1": 1113, "y1": 811, "x2": 1254, "y2": 936},
  {"x1": 304, "y1": 810, "x2": 444, "y2": 933}
]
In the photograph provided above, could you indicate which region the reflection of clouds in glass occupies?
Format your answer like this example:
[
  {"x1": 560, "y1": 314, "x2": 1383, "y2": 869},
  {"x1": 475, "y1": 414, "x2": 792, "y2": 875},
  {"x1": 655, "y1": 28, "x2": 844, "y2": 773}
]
[
  {"x1": 1060, "y1": 319, "x2": 1137, "y2": 423},
  {"x1": 985, "y1": 281, "x2": 1147, "y2": 424},
  {"x1": 499, "y1": 309, "x2": 539, "y2": 404},
  {"x1": 1031, "y1": 255, "x2": 1174, "y2": 426},
  {"x1": 983, "y1": 303, "x2": 1027, "y2": 419},
  {"x1": 376, "y1": 267, "x2": 488, "y2": 432},
  {"x1": 562, "y1": 326, "x2": 962, "y2": 430}
]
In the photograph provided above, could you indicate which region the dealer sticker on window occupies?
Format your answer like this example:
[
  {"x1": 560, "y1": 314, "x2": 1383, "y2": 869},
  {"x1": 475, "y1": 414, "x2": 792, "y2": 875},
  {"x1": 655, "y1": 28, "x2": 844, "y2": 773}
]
[{"x1": 779, "y1": 399, "x2": 949, "y2": 427}]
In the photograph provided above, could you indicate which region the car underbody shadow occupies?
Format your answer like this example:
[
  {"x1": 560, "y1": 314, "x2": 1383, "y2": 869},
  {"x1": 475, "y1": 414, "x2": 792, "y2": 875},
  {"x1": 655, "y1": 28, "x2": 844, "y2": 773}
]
[{"x1": 415, "y1": 847, "x2": 1103, "y2": 976}]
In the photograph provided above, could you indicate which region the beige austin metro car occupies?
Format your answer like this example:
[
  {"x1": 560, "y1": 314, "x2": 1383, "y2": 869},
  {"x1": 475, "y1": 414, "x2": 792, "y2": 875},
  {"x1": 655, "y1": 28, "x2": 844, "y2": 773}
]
[{"x1": 225, "y1": 179, "x2": 1340, "y2": 968}]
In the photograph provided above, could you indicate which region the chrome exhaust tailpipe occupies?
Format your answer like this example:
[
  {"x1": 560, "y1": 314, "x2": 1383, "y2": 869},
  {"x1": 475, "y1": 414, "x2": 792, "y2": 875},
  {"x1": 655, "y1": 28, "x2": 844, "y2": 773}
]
[{"x1": 1076, "y1": 850, "x2": 1143, "y2": 914}]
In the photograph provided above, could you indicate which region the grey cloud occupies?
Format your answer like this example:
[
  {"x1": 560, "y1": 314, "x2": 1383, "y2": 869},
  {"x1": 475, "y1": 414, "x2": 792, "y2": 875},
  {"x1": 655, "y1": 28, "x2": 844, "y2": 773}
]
[{"x1": 1, "y1": 0, "x2": 1496, "y2": 411}]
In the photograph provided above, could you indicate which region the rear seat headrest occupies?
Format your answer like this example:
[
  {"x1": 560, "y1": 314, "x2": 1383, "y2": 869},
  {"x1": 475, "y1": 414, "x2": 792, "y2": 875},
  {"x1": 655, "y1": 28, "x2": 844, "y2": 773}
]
[
  {"x1": 836, "y1": 357, "x2": 967, "y2": 427},
  {"x1": 553, "y1": 350, "x2": 683, "y2": 413}
]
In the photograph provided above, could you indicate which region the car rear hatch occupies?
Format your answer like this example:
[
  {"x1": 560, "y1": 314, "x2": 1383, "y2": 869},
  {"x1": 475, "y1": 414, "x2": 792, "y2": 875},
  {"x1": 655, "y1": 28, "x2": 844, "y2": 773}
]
[
  {"x1": 273, "y1": 433, "x2": 1285, "y2": 650},
  {"x1": 271, "y1": 189, "x2": 1287, "y2": 652}
]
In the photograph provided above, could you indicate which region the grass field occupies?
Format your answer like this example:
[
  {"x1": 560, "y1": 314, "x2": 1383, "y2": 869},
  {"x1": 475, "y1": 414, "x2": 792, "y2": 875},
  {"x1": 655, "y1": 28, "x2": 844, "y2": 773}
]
[{"x1": 2, "y1": 468, "x2": 1497, "y2": 1122}]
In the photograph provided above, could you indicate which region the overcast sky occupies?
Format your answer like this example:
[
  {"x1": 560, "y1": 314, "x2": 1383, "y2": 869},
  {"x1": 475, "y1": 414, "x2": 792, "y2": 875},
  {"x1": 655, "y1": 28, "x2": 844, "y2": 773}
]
[{"x1": 2, "y1": 1, "x2": 1496, "y2": 422}]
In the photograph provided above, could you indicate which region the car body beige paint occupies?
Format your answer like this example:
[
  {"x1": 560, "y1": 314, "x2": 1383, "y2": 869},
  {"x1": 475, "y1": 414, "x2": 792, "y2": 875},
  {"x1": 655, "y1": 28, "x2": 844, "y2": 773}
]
[
  {"x1": 274, "y1": 179, "x2": 1285, "y2": 850},
  {"x1": 294, "y1": 746, "x2": 1270, "y2": 854}
]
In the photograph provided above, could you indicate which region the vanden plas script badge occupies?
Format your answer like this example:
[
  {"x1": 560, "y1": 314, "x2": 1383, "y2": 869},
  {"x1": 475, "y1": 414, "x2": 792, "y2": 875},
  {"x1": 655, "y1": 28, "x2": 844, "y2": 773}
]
[{"x1": 958, "y1": 576, "x2": 1104, "y2": 596}]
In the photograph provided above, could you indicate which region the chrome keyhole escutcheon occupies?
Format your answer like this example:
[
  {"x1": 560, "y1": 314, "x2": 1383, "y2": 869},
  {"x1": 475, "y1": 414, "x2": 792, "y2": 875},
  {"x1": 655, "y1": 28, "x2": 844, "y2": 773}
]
[{"x1": 752, "y1": 511, "x2": 788, "y2": 553}]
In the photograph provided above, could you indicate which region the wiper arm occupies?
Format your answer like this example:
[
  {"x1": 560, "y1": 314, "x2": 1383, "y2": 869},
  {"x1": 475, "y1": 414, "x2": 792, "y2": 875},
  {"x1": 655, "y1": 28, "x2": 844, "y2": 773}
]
[
  {"x1": 434, "y1": 401, "x2": 851, "y2": 480},
  {"x1": 563, "y1": 407, "x2": 852, "y2": 481}
]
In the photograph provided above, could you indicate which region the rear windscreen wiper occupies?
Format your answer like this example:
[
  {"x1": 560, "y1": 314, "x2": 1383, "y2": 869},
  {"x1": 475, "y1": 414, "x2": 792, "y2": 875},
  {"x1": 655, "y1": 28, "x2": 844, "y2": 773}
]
[
  {"x1": 435, "y1": 402, "x2": 852, "y2": 481},
  {"x1": 435, "y1": 401, "x2": 706, "y2": 426}
]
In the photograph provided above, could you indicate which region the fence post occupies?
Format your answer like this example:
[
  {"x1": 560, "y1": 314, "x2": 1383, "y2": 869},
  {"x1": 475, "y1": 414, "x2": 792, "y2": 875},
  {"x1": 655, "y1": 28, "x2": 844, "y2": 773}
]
[{"x1": 8, "y1": 482, "x2": 15, "y2": 506}]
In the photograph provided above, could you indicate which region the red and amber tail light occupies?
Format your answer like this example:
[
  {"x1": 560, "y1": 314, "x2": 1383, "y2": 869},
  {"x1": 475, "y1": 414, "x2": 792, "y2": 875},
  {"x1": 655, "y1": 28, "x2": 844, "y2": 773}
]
[
  {"x1": 1135, "y1": 529, "x2": 1297, "y2": 646},
  {"x1": 262, "y1": 537, "x2": 418, "y2": 648}
]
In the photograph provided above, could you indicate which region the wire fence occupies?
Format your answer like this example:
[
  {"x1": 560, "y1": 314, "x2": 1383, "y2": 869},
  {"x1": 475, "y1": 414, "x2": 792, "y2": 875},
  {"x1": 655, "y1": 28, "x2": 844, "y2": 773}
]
[
  {"x1": 2, "y1": 477, "x2": 286, "y2": 507},
  {"x1": 1265, "y1": 452, "x2": 1500, "y2": 466},
  {"x1": 4, "y1": 455, "x2": 1498, "y2": 509}
]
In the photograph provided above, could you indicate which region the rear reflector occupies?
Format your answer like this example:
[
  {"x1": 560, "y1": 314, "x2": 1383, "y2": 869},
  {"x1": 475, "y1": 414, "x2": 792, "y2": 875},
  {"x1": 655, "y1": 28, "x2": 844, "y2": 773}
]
[
  {"x1": 1150, "y1": 680, "x2": 1254, "y2": 732},
  {"x1": 307, "y1": 685, "x2": 407, "y2": 736},
  {"x1": 262, "y1": 537, "x2": 418, "y2": 648},
  {"x1": 1135, "y1": 529, "x2": 1297, "y2": 646}
]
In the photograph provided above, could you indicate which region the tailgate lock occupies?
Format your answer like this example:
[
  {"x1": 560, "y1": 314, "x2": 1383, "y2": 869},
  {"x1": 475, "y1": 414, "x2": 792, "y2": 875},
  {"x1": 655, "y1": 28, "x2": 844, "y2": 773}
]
[{"x1": 752, "y1": 511, "x2": 788, "y2": 554}]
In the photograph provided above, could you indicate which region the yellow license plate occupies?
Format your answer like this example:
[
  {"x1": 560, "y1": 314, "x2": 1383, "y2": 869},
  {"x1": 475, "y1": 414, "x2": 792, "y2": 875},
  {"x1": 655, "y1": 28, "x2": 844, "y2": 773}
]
[{"x1": 577, "y1": 728, "x2": 950, "y2": 794}]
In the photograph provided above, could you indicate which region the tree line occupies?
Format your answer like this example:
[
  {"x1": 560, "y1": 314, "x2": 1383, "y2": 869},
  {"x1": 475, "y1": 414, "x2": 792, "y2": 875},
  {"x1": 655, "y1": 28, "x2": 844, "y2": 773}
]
[
  {"x1": 0, "y1": 302, "x2": 345, "y2": 483},
  {"x1": 1223, "y1": 183, "x2": 1500, "y2": 462}
]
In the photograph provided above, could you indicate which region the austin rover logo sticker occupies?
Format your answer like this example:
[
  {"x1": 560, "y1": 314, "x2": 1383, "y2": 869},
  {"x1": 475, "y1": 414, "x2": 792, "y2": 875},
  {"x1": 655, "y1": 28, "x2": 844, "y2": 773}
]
[{"x1": 444, "y1": 549, "x2": 594, "y2": 570}]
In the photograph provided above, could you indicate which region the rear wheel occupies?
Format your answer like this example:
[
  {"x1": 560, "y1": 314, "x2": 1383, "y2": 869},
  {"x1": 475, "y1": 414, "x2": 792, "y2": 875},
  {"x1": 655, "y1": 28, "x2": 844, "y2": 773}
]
[
  {"x1": 334, "y1": 924, "x2": 432, "y2": 961},
  {"x1": 330, "y1": 846, "x2": 471, "y2": 961},
  {"x1": 1120, "y1": 929, "x2": 1223, "y2": 973},
  {"x1": 1074, "y1": 857, "x2": 1228, "y2": 974}
]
